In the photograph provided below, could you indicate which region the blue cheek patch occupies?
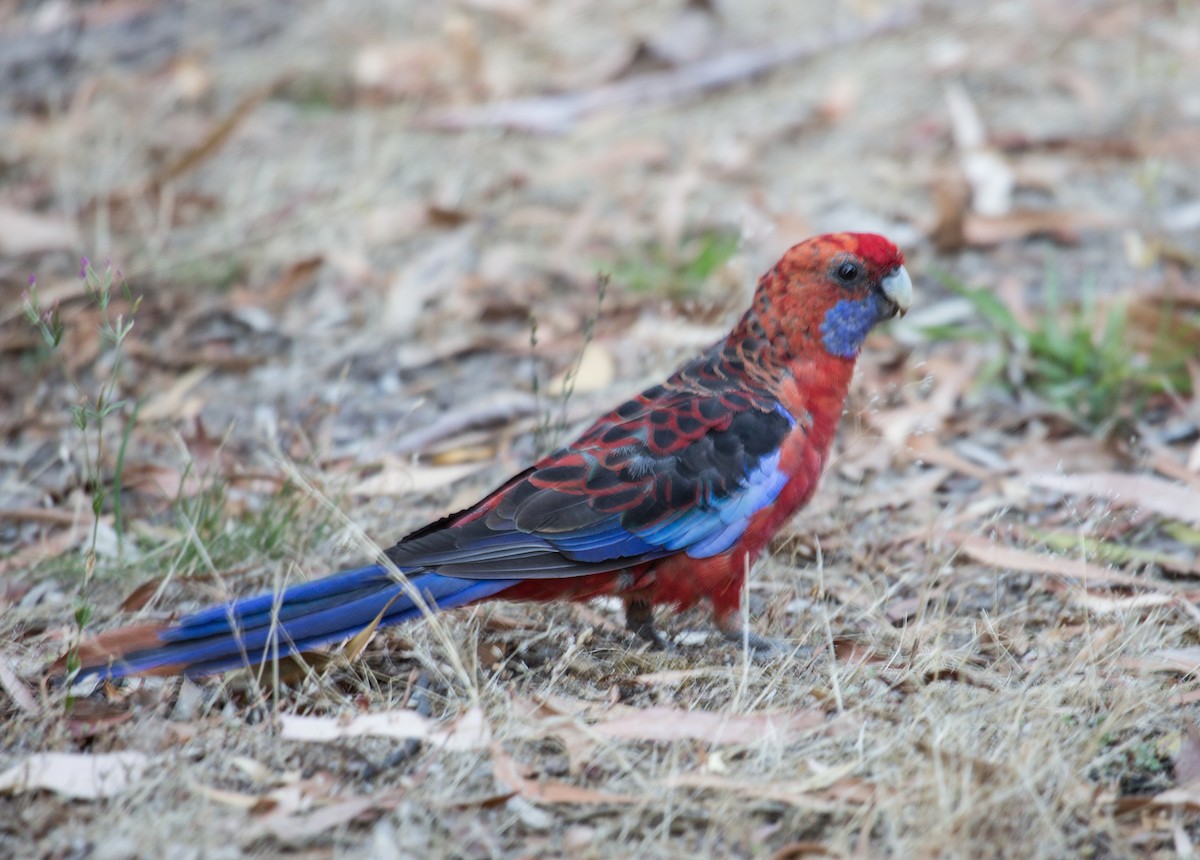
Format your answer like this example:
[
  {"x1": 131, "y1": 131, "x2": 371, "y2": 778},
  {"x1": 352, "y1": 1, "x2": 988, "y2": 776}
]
[{"x1": 820, "y1": 296, "x2": 881, "y2": 358}]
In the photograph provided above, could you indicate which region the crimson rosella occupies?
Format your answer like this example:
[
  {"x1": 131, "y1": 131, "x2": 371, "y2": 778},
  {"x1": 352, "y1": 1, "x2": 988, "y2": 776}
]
[{"x1": 70, "y1": 232, "x2": 911, "y2": 679}]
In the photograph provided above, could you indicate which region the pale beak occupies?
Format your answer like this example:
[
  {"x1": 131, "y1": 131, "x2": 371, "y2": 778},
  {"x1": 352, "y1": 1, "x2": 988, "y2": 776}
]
[{"x1": 880, "y1": 265, "x2": 913, "y2": 318}]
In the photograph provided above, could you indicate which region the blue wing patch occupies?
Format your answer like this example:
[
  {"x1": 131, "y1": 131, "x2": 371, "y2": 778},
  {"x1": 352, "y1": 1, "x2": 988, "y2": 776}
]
[{"x1": 626, "y1": 448, "x2": 789, "y2": 559}]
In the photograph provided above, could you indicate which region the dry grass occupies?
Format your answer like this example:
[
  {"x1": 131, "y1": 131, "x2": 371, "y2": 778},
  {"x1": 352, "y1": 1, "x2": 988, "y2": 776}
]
[{"x1": 3, "y1": 1, "x2": 1200, "y2": 857}]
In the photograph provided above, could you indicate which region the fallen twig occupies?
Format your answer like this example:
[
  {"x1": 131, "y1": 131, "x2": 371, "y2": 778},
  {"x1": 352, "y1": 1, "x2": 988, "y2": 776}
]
[
  {"x1": 390, "y1": 392, "x2": 539, "y2": 456},
  {"x1": 413, "y1": 11, "x2": 917, "y2": 135}
]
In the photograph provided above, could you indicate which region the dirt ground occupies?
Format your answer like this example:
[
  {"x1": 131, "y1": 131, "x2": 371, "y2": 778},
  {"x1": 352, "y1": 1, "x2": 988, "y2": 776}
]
[{"x1": 2, "y1": 1, "x2": 1200, "y2": 857}]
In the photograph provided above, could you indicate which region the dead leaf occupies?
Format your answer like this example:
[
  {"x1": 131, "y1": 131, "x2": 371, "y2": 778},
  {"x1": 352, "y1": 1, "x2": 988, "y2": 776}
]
[
  {"x1": 1177, "y1": 723, "x2": 1200, "y2": 787},
  {"x1": 904, "y1": 435, "x2": 996, "y2": 482},
  {"x1": 0, "y1": 752, "x2": 148, "y2": 799},
  {"x1": 946, "y1": 532, "x2": 1170, "y2": 591},
  {"x1": 429, "y1": 444, "x2": 497, "y2": 466},
  {"x1": 1069, "y1": 625, "x2": 1121, "y2": 663},
  {"x1": 230, "y1": 756, "x2": 288, "y2": 786},
  {"x1": 350, "y1": 460, "x2": 483, "y2": 497},
  {"x1": 359, "y1": 201, "x2": 435, "y2": 247},
  {"x1": 630, "y1": 668, "x2": 735, "y2": 686},
  {"x1": 869, "y1": 355, "x2": 976, "y2": 447},
  {"x1": 119, "y1": 577, "x2": 166, "y2": 613},
  {"x1": 548, "y1": 343, "x2": 615, "y2": 395},
  {"x1": 389, "y1": 391, "x2": 538, "y2": 456},
  {"x1": 962, "y1": 210, "x2": 1116, "y2": 246},
  {"x1": 772, "y1": 841, "x2": 839, "y2": 858},
  {"x1": 278, "y1": 706, "x2": 490, "y2": 751},
  {"x1": 166, "y1": 55, "x2": 213, "y2": 103},
  {"x1": 1025, "y1": 472, "x2": 1200, "y2": 527},
  {"x1": 0, "y1": 203, "x2": 81, "y2": 255},
  {"x1": 1126, "y1": 288, "x2": 1200, "y2": 367},
  {"x1": 121, "y1": 462, "x2": 203, "y2": 501},
  {"x1": 263, "y1": 794, "x2": 387, "y2": 845},
  {"x1": 67, "y1": 703, "x2": 136, "y2": 739},
  {"x1": 1141, "y1": 440, "x2": 1200, "y2": 491},
  {"x1": 199, "y1": 771, "x2": 387, "y2": 844},
  {"x1": 665, "y1": 764, "x2": 874, "y2": 810},
  {"x1": 137, "y1": 366, "x2": 211, "y2": 423},
  {"x1": 930, "y1": 167, "x2": 971, "y2": 253},
  {"x1": 380, "y1": 227, "x2": 479, "y2": 338},
  {"x1": 414, "y1": 14, "x2": 916, "y2": 134},
  {"x1": 460, "y1": 0, "x2": 536, "y2": 25},
  {"x1": 506, "y1": 696, "x2": 602, "y2": 776},
  {"x1": 491, "y1": 744, "x2": 636, "y2": 805},
  {"x1": 341, "y1": 593, "x2": 402, "y2": 662},
  {"x1": 0, "y1": 515, "x2": 110, "y2": 576},
  {"x1": 147, "y1": 81, "x2": 281, "y2": 191},
  {"x1": 0, "y1": 508, "x2": 84, "y2": 527},
  {"x1": 945, "y1": 81, "x2": 1014, "y2": 216},
  {"x1": 1143, "y1": 784, "x2": 1200, "y2": 811},
  {"x1": 594, "y1": 706, "x2": 824, "y2": 745},
  {"x1": 1008, "y1": 435, "x2": 1120, "y2": 476},
  {"x1": 884, "y1": 595, "x2": 926, "y2": 624},
  {"x1": 852, "y1": 467, "x2": 951, "y2": 514},
  {"x1": 644, "y1": 0, "x2": 718, "y2": 67},
  {"x1": 1072, "y1": 591, "x2": 1175, "y2": 614},
  {"x1": 198, "y1": 784, "x2": 266, "y2": 810},
  {"x1": 476, "y1": 639, "x2": 506, "y2": 671},
  {"x1": 354, "y1": 41, "x2": 448, "y2": 99},
  {"x1": 0, "y1": 653, "x2": 37, "y2": 714},
  {"x1": 1122, "y1": 648, "x2": 1200, "y2": 675}
]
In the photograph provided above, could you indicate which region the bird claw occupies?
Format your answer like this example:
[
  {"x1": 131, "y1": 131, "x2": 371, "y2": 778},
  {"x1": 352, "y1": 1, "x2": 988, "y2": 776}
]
[
  {"x1": 635, "y1": 624, "x2": 675, "y2": 651},
  {"x1": 715, "y1": 617, "x2": 810, "y2": 662},
  {"x1": 719, "y1": 626, "x2": 785, "y2": 658},
  {"x1": 361, "y1": 673, "x2": 432, "y2": 779},
  {"x1": 625, "y1": 598, "x2": 675, "y2": 651}
]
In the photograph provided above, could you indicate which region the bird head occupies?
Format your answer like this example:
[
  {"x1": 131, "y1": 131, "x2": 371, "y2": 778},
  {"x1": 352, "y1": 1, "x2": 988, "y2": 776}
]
[{"x1": 753, "y1": 232, "x2": 911, "y2": 361}]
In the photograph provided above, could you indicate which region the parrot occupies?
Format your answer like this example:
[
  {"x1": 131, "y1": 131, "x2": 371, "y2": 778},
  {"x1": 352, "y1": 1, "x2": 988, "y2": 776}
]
[{"x1": 68, "y1": 232, "x2": 912, "y2": 679}]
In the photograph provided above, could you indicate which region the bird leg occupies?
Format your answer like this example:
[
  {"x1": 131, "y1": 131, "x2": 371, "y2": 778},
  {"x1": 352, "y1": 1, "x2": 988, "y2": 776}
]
[
  {"x1": 361, "y1": 671, "x2": 432, "y2": 779},
  {"x1": 713, "y1": 611, "x2": 788, "y2": 658},
  {"x1": 624, "y1": 597, "x2": 673, "y2": 650}
]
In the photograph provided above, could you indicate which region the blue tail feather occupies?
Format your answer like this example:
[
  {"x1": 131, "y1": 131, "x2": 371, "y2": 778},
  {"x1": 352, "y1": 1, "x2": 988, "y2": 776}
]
[
  {"x1": 161, "y1": 565, "x2": 396, "y2": 643},
  {"x1": 168, "y1": 565, "x2": 391, "y2": 637},
  {"x1": 90, "y1": 565, "x2": 518, "y2": 679}
]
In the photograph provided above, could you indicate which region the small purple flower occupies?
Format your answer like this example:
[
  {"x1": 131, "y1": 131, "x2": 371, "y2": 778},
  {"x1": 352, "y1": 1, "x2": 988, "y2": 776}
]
[
  {"x1": 28, "y1": 273, "x2": 36, "y2": 288},
  {"x1": 80, "y1": 256, "x2": 90, "y2": 279}
]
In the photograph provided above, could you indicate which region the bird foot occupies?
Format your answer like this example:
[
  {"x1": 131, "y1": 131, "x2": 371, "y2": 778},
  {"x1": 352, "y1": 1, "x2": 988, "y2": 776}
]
[
  {"x1": 719, "y1": 625, "x2": 786, "y2": 657},
  {"x1": 361, "y1": 673, "x2": 432, "y2": 779},
  {"x1": 625, "y1": 599, "x2": 674, "y2": 651},
  {"x1": 633, "y1": 623, "x2": 674, "y2": 651},
  {"x1": 714, "y1": 616, "x2": 810, "y2": 662}
]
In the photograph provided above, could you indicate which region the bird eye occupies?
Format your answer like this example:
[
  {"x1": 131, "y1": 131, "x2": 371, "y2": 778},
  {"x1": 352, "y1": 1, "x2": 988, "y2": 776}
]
[{"x1": 836, "y1": 262, "x2": 859, "y2": 283}]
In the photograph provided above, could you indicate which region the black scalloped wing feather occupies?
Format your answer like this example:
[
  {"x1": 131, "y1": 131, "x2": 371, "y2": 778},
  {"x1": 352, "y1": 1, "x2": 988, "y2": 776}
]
[{"x1": 385, "y1": 352, "x2": 794, "y2": 579}]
